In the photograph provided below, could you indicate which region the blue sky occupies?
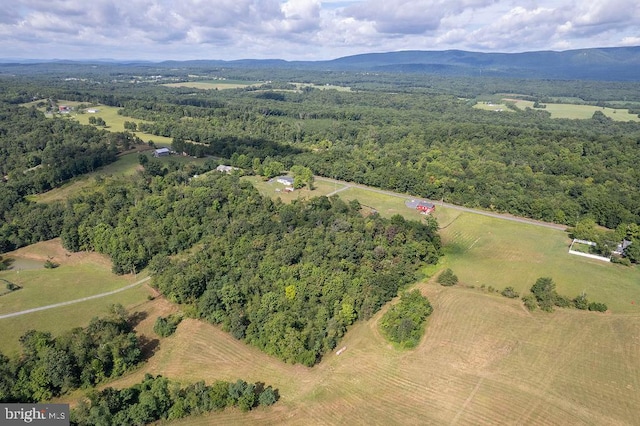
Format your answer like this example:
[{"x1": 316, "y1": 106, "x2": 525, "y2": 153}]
[{"x1": 1, "y1": 0, "x2": 639, "y2": 60}]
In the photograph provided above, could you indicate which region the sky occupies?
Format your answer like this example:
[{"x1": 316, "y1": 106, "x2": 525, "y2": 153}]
[{"x1": 1, "y1": 0, "x2": 639, "y2": 61}]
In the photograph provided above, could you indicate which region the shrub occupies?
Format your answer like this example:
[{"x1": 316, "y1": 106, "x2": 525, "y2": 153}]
[
  {"x1": 380, "y1": 290, "x2": 433, "y2": 348},
  {"x1": 522, "y1": 294, "x2": 537, "y2": 311},
  {"x1": 437, "y1": 269, "x2": 458, "y2": 286},
  {"x1": 44, "y1": 259, "x2": 59, "y2": 269},
  {"x1": 573, "y1": 294, "x2": 589, "y2": 310},
  {"x1": 588, "y1": 302, "x2": 608, "y2": 312},
  {"x1": 153, "y1": 314, "x2": 183, "y2": 337},
  {"x1": 554, "y1": 294, "x2": 572, "y2": 308},
  {"x1": 501, "y1": 287, "x2": 520, "y2": 299}
]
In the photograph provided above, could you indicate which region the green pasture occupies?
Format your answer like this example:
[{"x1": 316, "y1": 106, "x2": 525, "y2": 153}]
[
  {"x1": 0, "y1": 263, "x2": 138, "y2": 316},
  {"x1": 435, "y1": 209, "x2": 640, "y2": 313},
  {"x1": 24, "y1": 100, "x2": 174, "y2": 146},
  {"x1": 508, "y1": 99, "x2": 640, "y2": 121},
  {"x1": 71, "y1": 104, "x2": 174, "y2": 146},
  {"x1": 30, "y1": 153, "x2": 142, "y2": 203},
  {"x1": 292, "y1": 82, "x2": 352, "y2": 92},
  {"x1": 0, "y1": 285, "x2": 149, "y2": 356},
  {"x1": 330, "y1": 185, "x2": 639, "y2": 313}
]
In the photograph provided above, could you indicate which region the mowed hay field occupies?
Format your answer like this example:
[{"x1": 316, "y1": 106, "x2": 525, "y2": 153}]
[{"x1": 103, "y1": 283, "x2": 640, "y2": 425}]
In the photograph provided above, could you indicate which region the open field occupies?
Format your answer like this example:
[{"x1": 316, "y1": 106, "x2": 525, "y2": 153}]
[
  {"x1": 242, "y1": 176, "x2": 345, "y2": 203},
  {"x1": 0, "y1": 239, "x2": 151, "y2": 355},
  {"x1": 473, "y1": 102, "x2": 513, "y2": 112},
  {"x1": 163, "y1": 80, "x2": 259, "y2": 90},
  {"x1": 507, "y1": 99, "x2": 640, "y2": 121},
  {"x1": 28, "y1": 152, "x2": 143, "y2": 203},
  {"x1": 24, "y1": 100, "x2": 174, "y2": 146},
  {"x1": 70, "y1": 104, "x2": 174, "y2": 146},
  {"x1": 30, "y1": 152, "x2": 210, "y2": 203},
  {"x1": 332, "y1": 185, "x2": 640, "y2": 314},
  {"x1": 98, "y1": 282, "x2": 640, "y2": 425}
]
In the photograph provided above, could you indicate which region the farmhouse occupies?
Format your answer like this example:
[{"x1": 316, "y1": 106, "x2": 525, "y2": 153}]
[
  {"x1": 216, "y1": 165, "x2": 239, "y2": 174},
  {"x1": 416, "y1": 201, "x2": 435, "y2": 214},
  {"x1": 58, "y1": 105, "x2": 71, "y2": 113},
  {"x1": 277, "y1": 176, "x2": 294, "y2": 186},
  {"x1": 153, "y1": 148, "x2": 171, "y2": 157}
]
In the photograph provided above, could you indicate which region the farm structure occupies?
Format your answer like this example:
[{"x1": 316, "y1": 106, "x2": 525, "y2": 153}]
[
  {"x1": 154, "y1": 148, "x2": 171, "y2": 157},
  {"x1": 416, "y1": 201, "x2": 435, "y2": 214}
]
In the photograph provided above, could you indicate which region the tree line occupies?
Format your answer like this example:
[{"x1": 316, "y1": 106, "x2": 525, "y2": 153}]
[
  {"x1": 0, "y1": 305, "x2": 141, "y2": 402},
  {"x1": 71, "y1": 374, "x2": 278, "y2": 425}
]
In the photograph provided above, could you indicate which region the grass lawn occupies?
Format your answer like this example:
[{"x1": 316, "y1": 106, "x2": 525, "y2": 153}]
[{"x1": 242, "y1": 176, "x2": 343, "y2": 203}]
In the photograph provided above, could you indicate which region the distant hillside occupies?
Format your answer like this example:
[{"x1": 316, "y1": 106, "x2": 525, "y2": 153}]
[
  {"x1": 2, "y1": 46, "x2": 639, "y2": 81},
  {"x1": 321, "y1": 47, "x2": 640, "y2": 80}
]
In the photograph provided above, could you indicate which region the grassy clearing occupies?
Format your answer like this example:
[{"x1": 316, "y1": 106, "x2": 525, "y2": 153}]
[
  {"x1": 507, "y1": 99, "x2": 640, "y2": 121},
  {"x1": 0, "y1": 239, "x2": 151, "y2": 355},
  {"x1": 24, "y1": 100, "x2": 174, "y2": 146},
  {"x1": 99, "y1": 282, "x2": 640, "y2": 425},
  {"x1": 242, "y1": 176, "x2": 344, "y2": 203},
  {"x1": 473, "y1": 102, "x2": 513, "y2": 112},
  {"x1": 29, "y1": 153, "x2": 143, "y2": 203},
  {"x1": 433, "y1": 209, "x2": 640, "y2": 314},
  {"x1": 0, "y1": 285, "x2": 150, "y2": 356},
  {"x1": 71, "y1": 104, "x2": 174, "y2": 146},
  {"x1": 0, "y1": 239, "x2": 140, "y2": 316},
  {"x1": 163, "y1": 81, "x2": 258, "y2": 90}
]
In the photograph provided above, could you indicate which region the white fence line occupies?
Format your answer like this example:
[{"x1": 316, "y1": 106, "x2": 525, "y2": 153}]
[{"x1": 568, "y1": 249, "x2": 611, "y2": 262}]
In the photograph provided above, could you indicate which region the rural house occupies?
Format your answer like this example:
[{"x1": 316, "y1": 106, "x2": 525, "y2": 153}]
[
  {"x1": 216, "y1": 165, "x2": 240, "y2": 173},
  {"x1": 277, "y1": 176, "x2": 294, "y2": 186},
  {"x1": 416, "y1": 201, "x2": 435, "y2": 214}
]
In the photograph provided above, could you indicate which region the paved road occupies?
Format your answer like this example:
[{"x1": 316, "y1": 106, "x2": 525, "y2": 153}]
[
  {"x1": 316, "y1": 177, "x2": 567, "y2": 231},
  {"x1": 0, "y1": 276, "x2": 151, "y2": 320}
]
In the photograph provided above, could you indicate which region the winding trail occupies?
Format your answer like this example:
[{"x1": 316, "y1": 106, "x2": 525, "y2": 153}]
[
  {"x1": 316, "y1": 177, "x2": 567, "y2": 231},
  {"x1": 0, "y1": 276, "x2": 150, "y2": 320}
]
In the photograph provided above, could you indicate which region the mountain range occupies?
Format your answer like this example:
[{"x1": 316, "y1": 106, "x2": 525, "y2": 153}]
[{"x1": 2, "y1": 46, "x2": 640, "y2": 81}]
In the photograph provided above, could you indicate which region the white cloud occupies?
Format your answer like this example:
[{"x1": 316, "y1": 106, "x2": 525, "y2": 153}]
[{"x1": 0, "y1": 0, "x2": 638, "y2": 60}]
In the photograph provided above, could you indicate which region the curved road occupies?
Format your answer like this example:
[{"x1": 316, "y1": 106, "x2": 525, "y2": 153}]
[
  {"x1": 318, "y1": 177, "x2": 567, "y2": 231},
  {"x1": 0, "y1": 276, "x2": 150, "y2": 320}
]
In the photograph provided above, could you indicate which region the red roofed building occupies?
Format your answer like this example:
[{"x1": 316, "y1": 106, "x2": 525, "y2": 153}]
[{"x1": 416, "y1": 201, "x2": 435, "y2": 214}]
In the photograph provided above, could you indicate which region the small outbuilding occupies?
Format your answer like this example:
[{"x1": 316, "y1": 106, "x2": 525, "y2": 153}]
[{"x1": 153, "y1": 148, "x2": 171, "y2": 157}]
